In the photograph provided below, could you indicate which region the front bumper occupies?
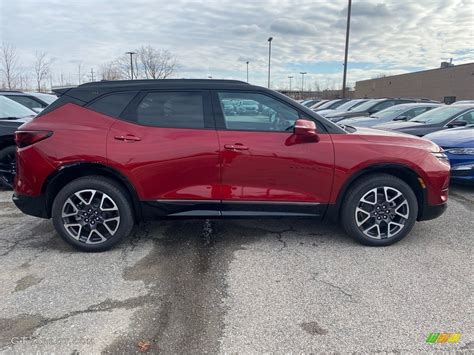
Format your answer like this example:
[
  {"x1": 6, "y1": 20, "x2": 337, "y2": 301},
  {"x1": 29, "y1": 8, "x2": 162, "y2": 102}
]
[
  {"x1": 12, "y1": 193, "x2": 49, "y2": 219},
  {"x1": 418, "y1": 202, "x2": 447, "y2": 221}
]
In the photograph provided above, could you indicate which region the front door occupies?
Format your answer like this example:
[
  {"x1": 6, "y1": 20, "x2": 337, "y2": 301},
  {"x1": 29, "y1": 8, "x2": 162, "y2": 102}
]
[{"x1": 213, "y1": 91, "x2": 335, "y2": 216}]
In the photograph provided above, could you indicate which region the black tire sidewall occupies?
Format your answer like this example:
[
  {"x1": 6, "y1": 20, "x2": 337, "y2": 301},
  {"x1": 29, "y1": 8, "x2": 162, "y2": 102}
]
[
  {"x1": 341, "y1": 174, "x2": 418, "y2": 246},
  {"x1": 0, "y1": 145, "x2": 16, "y2": 189},
  {"x1": 52, "y1": 176, "x2": 134, "y2": 252}
]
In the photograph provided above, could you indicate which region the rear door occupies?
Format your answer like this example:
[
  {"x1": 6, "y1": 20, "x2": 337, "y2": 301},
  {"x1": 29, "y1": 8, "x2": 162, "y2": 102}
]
[
  {"x1": 106, "y1": 90, "x2": 221, "y2": 207},
  {"x1": 212, "y1": 90, "x2": 335, "y2": 216}
]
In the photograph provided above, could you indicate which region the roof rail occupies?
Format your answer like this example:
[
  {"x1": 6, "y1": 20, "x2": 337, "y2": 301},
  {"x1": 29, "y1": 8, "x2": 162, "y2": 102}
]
[{"x1": 79, "y1": 78, "x2": 249, "y2": 87}]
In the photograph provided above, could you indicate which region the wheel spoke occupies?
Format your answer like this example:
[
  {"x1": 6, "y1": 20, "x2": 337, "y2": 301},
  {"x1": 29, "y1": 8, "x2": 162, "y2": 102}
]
[
  {"x1": 103, "y1": 217, "x2": 120, "y2": 235},
  {"x1": 360, "y1": 188, "x2": 377, "y2": 205},
  {"x1": 100, "y1": 194, "x2": 118, "y2": 211},
  {"x1": 86, "y1": 229, "x2": 107, "y2": 244},
  {"x1": 363, "y1": 224, "x2": 381, "y2": 239},
  {"x1": 388, "y1": 221, "x2": 404, "y2": 238},
  {"x1": 64, "y1": 223, "x2": 82, "y2": 240},
  {"x1": 355, "y1": 207, "x2": 371, "y2": 226},
  {"x1": 62, "y1": 198, "x2": 79, "y2": 217},
  {"x1": 394, "y1": 200, "x2": 409, "y2": 219},
  {"x1": 75, "y1": 189, "x2": 96, "y2": 205}
]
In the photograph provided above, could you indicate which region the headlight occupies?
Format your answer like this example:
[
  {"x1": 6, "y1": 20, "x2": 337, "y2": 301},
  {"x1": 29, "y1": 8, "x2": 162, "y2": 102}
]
[
  {"x1": 432, "y1": 152, "x2": 450, "y2": 166},
  {"x1": 445, "y1": 148, "x2": 474, "y2": 155}
]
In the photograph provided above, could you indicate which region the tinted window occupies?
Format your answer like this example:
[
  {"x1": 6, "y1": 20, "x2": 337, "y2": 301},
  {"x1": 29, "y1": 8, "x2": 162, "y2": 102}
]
[
  {"x1": 372, "y1": 100, "x2": 396, "y2": 112},
  {"x1": 404, "y1": 107, "x2": 430, "y2": 119},
  {"x1": 6, "y1": 95, "x2": 45, "y2": 109},
  {"x1": 410, "y1": 106, "x2": 468, "y2": 124},
  {"x1": 454, "y1": 110, "x2": 474, "y2": 124},
  {"x1": 88, "y1": 91, "x2": 137, "y2": 118},
  {"x1": 218, "y1": 92, "x2": 300, "y2": 132},
  {"x1": 135, "y1": 92, "x2": 205, "y2": 128}
]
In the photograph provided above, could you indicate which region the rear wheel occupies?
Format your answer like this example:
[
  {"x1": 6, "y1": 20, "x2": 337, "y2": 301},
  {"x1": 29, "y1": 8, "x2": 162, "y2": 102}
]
[
  {"x1": 0, "y1": 145, "x2": 16, "y2": 189},
  {"x1": 341, "y1": 174, "x2": 418, "y2": 246},
  {"x1": 51, "y1": 176, "x2": 134, "y2": 252}
]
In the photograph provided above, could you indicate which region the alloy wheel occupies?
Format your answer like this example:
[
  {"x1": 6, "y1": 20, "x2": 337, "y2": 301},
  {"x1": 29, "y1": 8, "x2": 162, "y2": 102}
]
[
  {"x1": 61, "y1": 189, "x2": 121, "y2": 244},
  {"x1": 355, "y1": 186, "x2": 409, "y2": 239}
]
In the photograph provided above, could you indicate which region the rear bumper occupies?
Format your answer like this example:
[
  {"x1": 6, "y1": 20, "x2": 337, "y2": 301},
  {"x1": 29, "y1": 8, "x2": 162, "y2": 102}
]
[
  {"x1": 418, "y1": 202, "x2": 447, "y2": 221},
  {"x1": 12, "y1": 193, "x2": 49, "y2": 219}
]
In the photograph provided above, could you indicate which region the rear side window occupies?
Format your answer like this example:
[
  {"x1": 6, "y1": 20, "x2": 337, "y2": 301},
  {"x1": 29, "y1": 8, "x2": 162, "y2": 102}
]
[
  {"x1": 6, "y1": 95, "x2": 45, "y2": 109},
  {"x1": 87, "y1": 91, "x2": 137, "y2": 118},
  {"x1": 134, "y1": 92, "x2": 205, "y2": 128}
]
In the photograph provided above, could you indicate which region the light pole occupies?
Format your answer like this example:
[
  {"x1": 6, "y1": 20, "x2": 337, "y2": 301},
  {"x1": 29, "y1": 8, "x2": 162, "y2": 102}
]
[
  {"x1": 267, "y1": 37, "x2": 273, "y2": 88},
  {"x1": 125, "y1": 51, "x2": 136, "y2": 80},
  {"x1": 246, "y1": 61, "x2": 249, "y2": 83},
  {"x1": 342, "y1": 0, "x2": 352, "y2": 98},
  {"x1": 300, "y1": 72, "x2": 307, "y2": 99},
  {"x1": 288, "y1": 75, "x2": 293, "y2": 93}
]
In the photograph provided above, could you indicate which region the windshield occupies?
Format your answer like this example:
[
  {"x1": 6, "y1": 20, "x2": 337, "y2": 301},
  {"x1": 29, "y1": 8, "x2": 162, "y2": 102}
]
[
  {"x1": 0, "y1": 96, "x2": 36, "y2": 119},
  {"x1": 317, "y1": 100, "x2": 340, "y2": 109},
  {"x1": 336, "y1": 100, "x2": 365, "y2": 111},
  {"x1": 351, "y1": 99, "x2": 381, "y2": 112},
  {"x1": 372, "y1": 106, "x2": 406, "y2": 119},
  {"x1": 409, "y1": 106, "x2": 466, "y2": 124}
]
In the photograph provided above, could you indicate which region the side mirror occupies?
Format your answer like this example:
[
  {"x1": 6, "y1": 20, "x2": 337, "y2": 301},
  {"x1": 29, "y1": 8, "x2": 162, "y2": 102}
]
[
  {"x1": 447, "y1": 120, "x2": 467, "y2": 128},
  {"x1": 393, "y1": 115, "x2": 408, "y2": 121},
  {"x1": 294, "y1": 119, "x2": 318, "y2": 136}
]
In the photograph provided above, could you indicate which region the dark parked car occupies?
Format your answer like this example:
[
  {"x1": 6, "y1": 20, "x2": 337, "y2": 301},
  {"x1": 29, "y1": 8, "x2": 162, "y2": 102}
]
[
  {"x1": 312, "y1": 99, "x2": 350, "y2": 112},
  {"x1": 13, "y1": 79, "x2": 449, "y2": 251},
  {"x1": 0, "y1": 91, "x2": 55, "y2": 113},
  {"x1": 317, "y1": 99, "x2": 370, "y2": 117},
  {"x1": 326, "y1": 98, "x2": 437, "y2": 122},
  {"x1": 0, "y1": 96, "x2": 36, "y2": 188},
  {"x1": 301, "y1": 99, "x2": 321, "y2": 107},
  {"x1": 424, "y1": 126, "x2": 474, "y2": 184},
  {"x1": 374, "y1": 105, "x2": 474, "y2": 136},
  {"x1": 338, "y1": 103, "x2": 443, "y2": 128}
]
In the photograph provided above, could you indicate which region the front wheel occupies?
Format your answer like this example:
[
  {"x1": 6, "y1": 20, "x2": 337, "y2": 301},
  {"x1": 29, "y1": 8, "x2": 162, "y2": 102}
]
[
  {"x1": 51, "y1": 176, "x2": 134, "y2": 252},
  {"x1": 341, "y1": 174, "x2": 418, "y2": 246}
]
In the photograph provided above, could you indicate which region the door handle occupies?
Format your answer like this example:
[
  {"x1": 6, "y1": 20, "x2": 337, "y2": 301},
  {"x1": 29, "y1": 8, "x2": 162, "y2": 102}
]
[
  {"x1": 224, "y1": 143, "x2": 249, "y2": 151},
  {"x1": 114, "y1": 135, "x2": 141, "y2": 142}
]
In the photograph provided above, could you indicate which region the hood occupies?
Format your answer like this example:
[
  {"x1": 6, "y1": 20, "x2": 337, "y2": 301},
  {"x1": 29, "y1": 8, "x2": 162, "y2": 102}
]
[
  {"x1": 373, "y1": 121, "x2": 424, "y2": 130},
  {"x1": 353, "y1": 126, "x2": 441, "y2": 151},
  {"x1": 316, "y1": 109, "x2": 337, "y2": 116},
  {"x1": 0, "y1": 115, "x2": 35, "y2": 124},
  {"x1": 424, "y1": 127, "x2": 474, "y2": 148}
]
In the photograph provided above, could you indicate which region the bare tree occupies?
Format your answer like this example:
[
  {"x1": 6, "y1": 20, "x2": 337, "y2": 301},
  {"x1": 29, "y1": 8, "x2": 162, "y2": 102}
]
[
  {"x1": 99, "y1": 61, "x2": 123, "y2": 81},
  {"x1": 0, "y1": 43, "x2": 20, "y2": 89},
  {"x1": 137, "y1": 46, "x2": 176, "y2": 79},
  {"x1": 34, "y1": 51, "x2": 52, "y2": 92}
]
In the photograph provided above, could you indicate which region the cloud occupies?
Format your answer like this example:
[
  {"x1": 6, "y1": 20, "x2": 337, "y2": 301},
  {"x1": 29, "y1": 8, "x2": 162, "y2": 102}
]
[{"x1": 0, "y1": 0, "x2": 472, "y2": 89}]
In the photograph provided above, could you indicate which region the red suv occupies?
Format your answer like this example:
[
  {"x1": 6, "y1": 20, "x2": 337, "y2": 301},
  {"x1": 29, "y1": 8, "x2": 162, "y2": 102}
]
[{"x1": 13, "y1": 80, "x2": 450, "y2": 251}]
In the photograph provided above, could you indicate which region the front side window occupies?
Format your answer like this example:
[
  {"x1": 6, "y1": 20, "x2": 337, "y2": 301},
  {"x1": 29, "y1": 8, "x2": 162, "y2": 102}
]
[
  {"x1": 404, "y1": 107, "x2": 430, "y2": 119},
  {"x1": 218, "y1": 92, "x2": 299, "y2": 132},
  {"x1": 134, "y1": 92, "x2": 205, "y2": 128},
  {"x1": 410, "y1": 106, "x2": 469, "y2": 124},
  {"x1": 454, "y1": 110, "x2": 474, "y2": 124},
  {"x1": 372, "y1": 100, "x2": 396, "y2": 112}
]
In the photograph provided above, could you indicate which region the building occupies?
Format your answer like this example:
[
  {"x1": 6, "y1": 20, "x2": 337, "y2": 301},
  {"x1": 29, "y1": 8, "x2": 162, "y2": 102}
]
[{"x1": 354, "y1": 62, "x2": 474, "y2": 103}]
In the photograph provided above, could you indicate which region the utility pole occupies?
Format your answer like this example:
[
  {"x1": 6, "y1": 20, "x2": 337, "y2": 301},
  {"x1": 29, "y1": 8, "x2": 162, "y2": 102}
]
[
  {"x1": 246, "y1": 61, "x2": 249, "y2": 83},
  {"x1": 342, "y1": 0, "x2": 352, "y2": 98},
  {"x1": 267, "y1": 37, "x2": 273, "y2": 88},
  {"x1": 90, "y1": 68, "x2": 95, "y2": 82},
  {"x1": 288, "y1": 76, "x2": 293, "y2": 93},
  {"x1": 300, "y1": 72, "x2": 307, "y2": 99},
  {"x1": 125, "y1": 51, "x2": 136, "y2": 80}
]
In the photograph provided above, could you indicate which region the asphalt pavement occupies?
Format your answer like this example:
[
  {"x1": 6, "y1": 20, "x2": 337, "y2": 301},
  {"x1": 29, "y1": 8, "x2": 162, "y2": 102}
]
[{"x1": 0, "y1": 184, "x2": 472, "y2": 354}]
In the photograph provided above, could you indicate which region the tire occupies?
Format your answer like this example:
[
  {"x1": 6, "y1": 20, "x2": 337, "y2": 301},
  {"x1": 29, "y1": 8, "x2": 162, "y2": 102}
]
[
  {"x1": 51, "y1": 176, "x2": 134, "y2": 252},
  {"x1": 0, "y1": 145, "x2": 16, "y2": 189},
  {"x1": 341, "y1": 174, "x2": 418, "y2": 246}
]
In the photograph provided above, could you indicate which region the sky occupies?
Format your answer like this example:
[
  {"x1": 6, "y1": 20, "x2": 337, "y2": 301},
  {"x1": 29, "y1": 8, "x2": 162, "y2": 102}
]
[{"x1": 1, "y1": 0, "x2": 473, "y2": 90}]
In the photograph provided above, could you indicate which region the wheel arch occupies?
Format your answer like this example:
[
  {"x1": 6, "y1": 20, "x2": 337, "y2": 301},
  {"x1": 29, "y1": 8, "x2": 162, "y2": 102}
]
[
  {"x1": 42, "y1": 163, "x2": 142, "y2": 222},
  {"x1": 327, "y1": 163, "x2": 426, "y2": 221}
]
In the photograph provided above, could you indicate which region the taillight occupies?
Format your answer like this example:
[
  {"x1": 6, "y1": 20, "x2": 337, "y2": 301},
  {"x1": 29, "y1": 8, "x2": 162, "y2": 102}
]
[{"x1": 15, "y1": 130, "x2": 53, "y2": 148}]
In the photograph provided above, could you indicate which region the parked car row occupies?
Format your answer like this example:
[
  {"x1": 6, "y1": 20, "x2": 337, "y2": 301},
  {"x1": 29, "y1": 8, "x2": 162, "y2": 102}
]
[
  {"x1": 316, "y1": 97, "x2": 473, "y2": 184},
  {"x1": 0, "y1": 92, "x2": 57, "y2": 188}
]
